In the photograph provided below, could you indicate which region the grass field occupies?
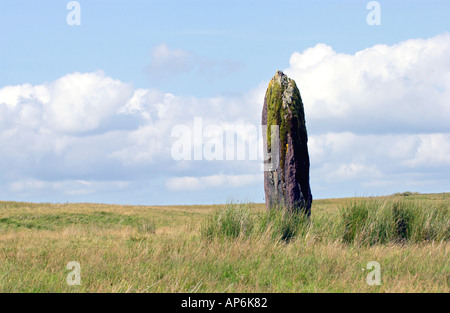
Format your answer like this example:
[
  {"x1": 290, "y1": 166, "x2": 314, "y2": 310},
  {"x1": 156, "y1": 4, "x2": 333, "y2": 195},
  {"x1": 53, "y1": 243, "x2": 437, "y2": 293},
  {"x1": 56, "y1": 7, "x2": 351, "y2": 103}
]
[{"x1": 0, "y1": 193, "x2": 448, "y2": 292}]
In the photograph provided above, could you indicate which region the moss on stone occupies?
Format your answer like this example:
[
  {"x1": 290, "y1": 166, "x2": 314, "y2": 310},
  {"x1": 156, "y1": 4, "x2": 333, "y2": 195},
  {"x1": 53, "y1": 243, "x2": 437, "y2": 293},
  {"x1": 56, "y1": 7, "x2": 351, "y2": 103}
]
[
  {"x1": 266, "y1": 79, "x2": 284, "y2": 152},
  {"x1": 265, "y1": 73, "x2": 308, "y2": 189},
  {"x1": 265, "y1": 78, "x2": 288, "y2": 178}
]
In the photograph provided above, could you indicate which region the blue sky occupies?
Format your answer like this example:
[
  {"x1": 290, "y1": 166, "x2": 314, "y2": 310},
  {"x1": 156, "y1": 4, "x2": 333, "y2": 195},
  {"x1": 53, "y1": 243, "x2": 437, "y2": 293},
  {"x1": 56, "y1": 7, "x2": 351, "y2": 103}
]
[
  {"x1": 3, "y1": 0, "x2": 450, "y2": 94},
  {"x1": 1, "y1": 0, "x2": 450, "y2": 205}
]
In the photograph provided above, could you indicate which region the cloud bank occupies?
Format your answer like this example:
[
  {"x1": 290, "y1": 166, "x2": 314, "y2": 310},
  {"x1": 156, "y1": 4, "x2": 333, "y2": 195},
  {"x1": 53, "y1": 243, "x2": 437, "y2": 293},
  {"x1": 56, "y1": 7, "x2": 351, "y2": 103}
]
[
  {"x1": 285, "y1": 33, "x2": 450, "y2": 196},
  {"x1": 1, "y1": 33, "x2": 449, "y2": 203}
]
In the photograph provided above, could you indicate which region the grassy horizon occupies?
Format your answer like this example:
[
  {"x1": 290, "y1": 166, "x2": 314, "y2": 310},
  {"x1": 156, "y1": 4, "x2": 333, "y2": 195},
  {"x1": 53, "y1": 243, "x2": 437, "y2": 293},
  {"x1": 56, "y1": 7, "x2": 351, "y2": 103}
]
[{"x1": 0, "y1": 193, "x2": 448, "y2": 292}]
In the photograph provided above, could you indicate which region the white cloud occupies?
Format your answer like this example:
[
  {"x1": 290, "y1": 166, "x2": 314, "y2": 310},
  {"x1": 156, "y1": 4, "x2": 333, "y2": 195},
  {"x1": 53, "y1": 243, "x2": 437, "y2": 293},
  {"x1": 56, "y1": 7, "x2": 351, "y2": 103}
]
[
  {"x1": 285, "y1": 33, "x2": 450, "y2": 134},
  {"x1": 403, "y1": 133, "x2": 450, "y2": 168},
  {"x1": 282, "y1": 33, "x2": 450, "y2": 196},
  {"x1": 0, "y1": 71, "x2": 133, "y2": 134},
  {"x1": 166, "y1": 174, "x2": 261, "y2": 191},
  {"x1": 45, "y1": 71, "x2": 133, "y2": 133},
  {"x1": 1, "y1": 33, "x2": 450, "y2": 203},
  {"x1": 308, "y1": 131, "x2": 450, "y2": 197},
  {"x1": 326, "y1": 162, "x2": 381, "y2": 183},
  {"x1": 309, "y1": 132, "x2": 450, "y2": 171},
  {"x1": 0, "y1": 70, "x2": 263, "y2": 202}
]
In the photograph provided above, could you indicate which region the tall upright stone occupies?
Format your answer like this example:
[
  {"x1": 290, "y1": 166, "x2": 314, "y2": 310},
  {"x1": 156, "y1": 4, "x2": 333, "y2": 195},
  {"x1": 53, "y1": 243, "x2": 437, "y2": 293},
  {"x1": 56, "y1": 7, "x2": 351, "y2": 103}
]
[{"x1": 262, "y1": 70, "x2": 312, "y2": 216}]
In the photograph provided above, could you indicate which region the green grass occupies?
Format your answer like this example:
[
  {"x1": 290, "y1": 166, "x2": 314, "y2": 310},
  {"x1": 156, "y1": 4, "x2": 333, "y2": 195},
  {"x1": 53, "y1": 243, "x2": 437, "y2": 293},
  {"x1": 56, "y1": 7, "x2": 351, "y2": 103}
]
[
  {"x1": 202, "y1": 197, "x2": 449, "y2": 246},
  {"x1": 0, "y1": 211, "x2": 151, "y2": 231},
  {"x1": 0, "y1": 193, "x2": 448, "y2": 292},
  {"x1": 201, "y1": 203, "x2": 311, "y2": 242},
  {"x1": 339, "y1": 199, "x2": 448, "y2": 245},
  {"x1": 202, "y1": 203, "x2": 255, "y2": 240}
]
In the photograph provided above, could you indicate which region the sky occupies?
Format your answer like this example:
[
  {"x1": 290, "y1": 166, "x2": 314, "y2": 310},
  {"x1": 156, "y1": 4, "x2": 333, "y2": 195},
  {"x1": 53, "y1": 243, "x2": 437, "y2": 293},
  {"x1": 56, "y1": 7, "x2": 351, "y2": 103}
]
[{"x1": 0, "y1": 0, "x2": 449, "y2": 205}]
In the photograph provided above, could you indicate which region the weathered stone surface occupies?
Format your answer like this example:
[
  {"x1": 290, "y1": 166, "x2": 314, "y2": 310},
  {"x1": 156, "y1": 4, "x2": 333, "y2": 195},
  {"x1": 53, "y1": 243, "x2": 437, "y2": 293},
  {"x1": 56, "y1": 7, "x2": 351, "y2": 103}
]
[{"x1": 262, "y1": 70, "x2": 312, "y2": 215}]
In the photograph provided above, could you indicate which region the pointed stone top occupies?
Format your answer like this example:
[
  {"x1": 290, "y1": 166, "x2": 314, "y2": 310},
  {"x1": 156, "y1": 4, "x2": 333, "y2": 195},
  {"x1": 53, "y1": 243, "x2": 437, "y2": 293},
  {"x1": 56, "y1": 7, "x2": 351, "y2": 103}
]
[{"x1": 271, "y1": 70, "x2": 292, "y2": 89}]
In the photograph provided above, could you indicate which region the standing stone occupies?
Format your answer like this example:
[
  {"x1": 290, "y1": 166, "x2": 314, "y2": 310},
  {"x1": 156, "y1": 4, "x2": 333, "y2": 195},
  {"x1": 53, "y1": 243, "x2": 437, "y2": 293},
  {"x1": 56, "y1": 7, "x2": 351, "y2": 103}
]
[{"x1": 262, "y1": 70, "x2": 312, "y2": 216}]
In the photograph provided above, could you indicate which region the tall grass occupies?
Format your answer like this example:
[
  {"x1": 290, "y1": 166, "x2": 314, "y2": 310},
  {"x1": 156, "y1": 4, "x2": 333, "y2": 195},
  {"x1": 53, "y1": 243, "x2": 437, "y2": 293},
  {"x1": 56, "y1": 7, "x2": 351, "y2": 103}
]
[
  {"x1": 202, "y1": 203, "x2": 310, "y2": 242},
  {"x1": 340, "y1": 199, "x2": 449, "y2": 245},
  {"x1": 257, "y1": 208, "x2": 310, "y2": 241},
  {"x1": 201, "y1": 203, "x2": 255, "y2": 240},
  {"x1": 1, "y1": 196, "x2": 449, "y2": 292},
  {"x1": 202, "y1": 199, "x2": 449, "y2": 246}
]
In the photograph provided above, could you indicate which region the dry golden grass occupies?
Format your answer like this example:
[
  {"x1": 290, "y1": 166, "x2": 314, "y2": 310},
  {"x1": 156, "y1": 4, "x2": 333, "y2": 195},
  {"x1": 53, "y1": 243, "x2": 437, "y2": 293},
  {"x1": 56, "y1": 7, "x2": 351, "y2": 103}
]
[{"x1": 0, "y1": 194, "x2": 448, "y2": 292}]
